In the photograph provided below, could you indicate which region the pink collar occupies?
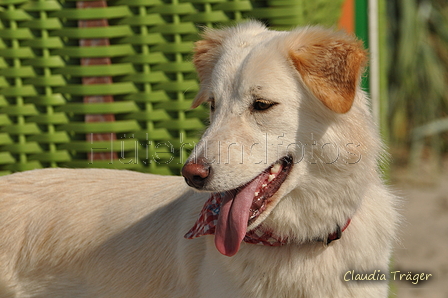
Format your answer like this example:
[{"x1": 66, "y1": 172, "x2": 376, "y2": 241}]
[{"x1": 185, "y1": 192, "x2": 351, "y2": 247}]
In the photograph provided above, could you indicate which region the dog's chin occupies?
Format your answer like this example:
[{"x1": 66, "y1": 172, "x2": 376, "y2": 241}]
[{"x1": 212, "y1": 155, "x2": 294, "y2": 231}]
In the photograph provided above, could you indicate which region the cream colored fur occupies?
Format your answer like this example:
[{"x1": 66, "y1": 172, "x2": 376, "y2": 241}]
[{"x1": 0, "y1": 21, "x2": 397, "y2": 298}]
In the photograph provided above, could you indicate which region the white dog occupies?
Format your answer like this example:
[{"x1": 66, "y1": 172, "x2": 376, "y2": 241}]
[{"x1": 0, "y1": 21, "x2": 397, "y2": 298}]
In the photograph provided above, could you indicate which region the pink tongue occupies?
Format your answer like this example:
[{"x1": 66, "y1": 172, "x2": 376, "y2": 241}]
[{"x1": 215, "y1": 175, "x2": 266, "y2": 256}]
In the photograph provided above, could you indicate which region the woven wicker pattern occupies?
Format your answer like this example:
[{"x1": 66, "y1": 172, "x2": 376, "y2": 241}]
[
  {"x1": 0, "y1": 0, "x2": 343, "y2": 176},
  {"x1": 250, "y1": 0, "x2": 344, "y2": 30},
  {"x1": 0, "y1": 0, "x2": 70, "y2": 176}
]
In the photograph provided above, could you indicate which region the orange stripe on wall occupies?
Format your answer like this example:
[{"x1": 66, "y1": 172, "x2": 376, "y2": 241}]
[{"x1": 339, "y1": 0, "x2": 354, "y2": 33}]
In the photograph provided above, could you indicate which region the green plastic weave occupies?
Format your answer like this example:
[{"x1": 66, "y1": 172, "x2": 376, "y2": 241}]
[
  {"x1": 250, "y1": 0, "x2": 344, "y2": 30},
  {"x1": 0, "y1": 0, "x2": 343, "y2": 176}
]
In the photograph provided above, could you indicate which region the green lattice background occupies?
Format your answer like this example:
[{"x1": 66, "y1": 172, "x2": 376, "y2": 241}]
[{"x1": 0, "y1": 0, "x2": 343, "y2": 176}]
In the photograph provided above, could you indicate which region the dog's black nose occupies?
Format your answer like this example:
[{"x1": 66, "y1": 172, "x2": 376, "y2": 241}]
[{"x1": 182, "y1": 157, "x2": 210, "y2": 189}]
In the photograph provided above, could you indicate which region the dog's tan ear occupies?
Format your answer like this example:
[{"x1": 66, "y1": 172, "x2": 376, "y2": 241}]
[
  {"x1": 289, "y1": 29, "x2": 367, "y2": 113},
  {"x1": 191, "y1": 28, "x2": 228, "y2": 109}
]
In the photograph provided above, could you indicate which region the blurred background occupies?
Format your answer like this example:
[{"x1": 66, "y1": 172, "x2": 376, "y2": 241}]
[
  {"x1": 0, "y1": 0, "x2": 447, "y2": 297},
  {"x1": 386, "y1": 2, "x2": 448, "y2": 298}
]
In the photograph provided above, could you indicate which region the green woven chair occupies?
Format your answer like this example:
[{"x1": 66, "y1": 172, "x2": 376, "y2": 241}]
[{"x1": 0, "y1": 0, "x2": 343, "y2": 176}]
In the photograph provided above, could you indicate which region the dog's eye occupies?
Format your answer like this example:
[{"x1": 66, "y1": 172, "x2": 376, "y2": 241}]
[
  {"x1": 253, "y1": 99, "x2": 277, "y2": 111},
  {"x1": 209, "y1": 98, "x2": 215, "y2": 112}
]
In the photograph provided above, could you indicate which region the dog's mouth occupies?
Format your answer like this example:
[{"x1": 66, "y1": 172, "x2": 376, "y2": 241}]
[
  {"x1": 215, "y1": 155, "x2": 293, "y2": 256},
  {"x1": 248, "y1": 155, "x2": 293, "y2": 225}
]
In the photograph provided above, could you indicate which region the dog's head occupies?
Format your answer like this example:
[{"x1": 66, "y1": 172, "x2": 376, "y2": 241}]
[{"x1": 183, "y1": 21, "x2": 378, "y2": 256}]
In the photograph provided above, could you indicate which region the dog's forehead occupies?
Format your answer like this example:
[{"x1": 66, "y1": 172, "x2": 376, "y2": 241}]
[
  {"x1": 239, "y1": 41, "x2": 293, "y2": 90},
  {"x1": 211, "y1": 31, "x2": 289, "y2": 102}
]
